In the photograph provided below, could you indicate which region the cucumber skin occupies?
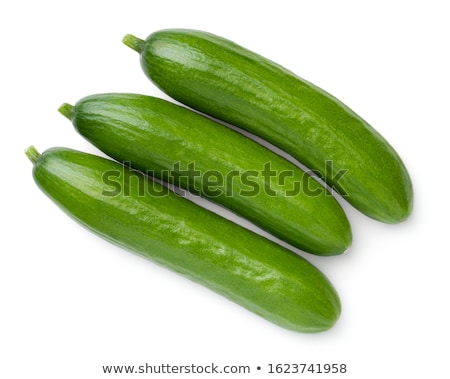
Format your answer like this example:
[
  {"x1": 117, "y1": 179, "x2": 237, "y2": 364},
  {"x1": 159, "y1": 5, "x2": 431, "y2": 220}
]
[
  {"x1": 132, "y1": 29, "x2": 413, "y2": 223},
  {"x1": 64, "y1": 93, "x2": 351, "y2": 256},
  {"x1": 28, "y1": 147, "x2": 341, "y2": 333}
]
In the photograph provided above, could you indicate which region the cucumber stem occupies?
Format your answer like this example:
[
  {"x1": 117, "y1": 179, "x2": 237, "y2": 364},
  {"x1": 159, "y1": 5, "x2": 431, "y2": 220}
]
[
  {"x1": 122, "y1": 34, "x2": 145, "y2": 53},
  {"x1": 58, "y1": 103, "x2": 75, "y2": 120},
  {"x1": 25, "y1": 146, "x2": 41, "y2": 164}
]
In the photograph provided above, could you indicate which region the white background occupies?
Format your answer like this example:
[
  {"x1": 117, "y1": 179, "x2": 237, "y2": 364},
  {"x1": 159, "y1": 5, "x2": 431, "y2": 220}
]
[{"x1": 1, "y1": 1, "x2": 449, "y2": 377}]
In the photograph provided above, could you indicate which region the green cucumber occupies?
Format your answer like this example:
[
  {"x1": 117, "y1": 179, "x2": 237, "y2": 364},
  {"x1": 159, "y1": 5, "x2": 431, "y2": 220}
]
[
  {"x1": 59, "y1": 93, "x2": 351, "y2": 256},
  {"x1": 123, "y1": 29, "x2": 413, "y2": 223},
  {"x1": 25, "y1": 146, "x2": 341, "y2": 333}
]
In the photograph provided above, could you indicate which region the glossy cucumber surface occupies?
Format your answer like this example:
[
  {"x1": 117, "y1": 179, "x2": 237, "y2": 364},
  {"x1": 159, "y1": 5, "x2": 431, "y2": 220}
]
[
  {"x1": 26, "y1": 146, "x2": 341, "y2": 333},
  {"x1": 123, "y1": 29, "x2": 413, "y2": 223},
  {"x1": 59, "y1": 93, "x2": 351, "y2": 256}
]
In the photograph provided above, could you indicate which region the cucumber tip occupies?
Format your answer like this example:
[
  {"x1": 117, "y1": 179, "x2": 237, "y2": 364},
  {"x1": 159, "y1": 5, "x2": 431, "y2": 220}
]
[
  {"x1": 25, "y1": 146, "x2": 41, "y2": 164},
  {"x1": 122, "y1": 34, "x2": 145, "y2": 53},
  {"x1": 58, "y1": 103, "x2": 75, "y2": 120}
]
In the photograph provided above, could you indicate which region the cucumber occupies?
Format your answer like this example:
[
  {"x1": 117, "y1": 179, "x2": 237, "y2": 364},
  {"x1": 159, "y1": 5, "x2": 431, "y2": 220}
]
[
  {"x1": 25, "y1": 146, "x2": 341, "y2": 333},
  {"x1": 58, "y1": 93, "x2": 351, "y2": 256},
  {"x1": 123, "y1": 29, "x2": 413, "y2": 223}
]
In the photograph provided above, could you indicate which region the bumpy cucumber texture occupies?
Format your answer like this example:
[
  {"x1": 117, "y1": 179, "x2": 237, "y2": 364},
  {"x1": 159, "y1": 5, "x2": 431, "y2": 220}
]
[
  {"x1": 123, "y1": 29, "x2": 413, "y2": 223},
  {"x1": 59, "y1": 93, "x2": 351, "y2": 256},
  {"x1": 26, "y1": 146, "x2": 341, "y2": 333}
]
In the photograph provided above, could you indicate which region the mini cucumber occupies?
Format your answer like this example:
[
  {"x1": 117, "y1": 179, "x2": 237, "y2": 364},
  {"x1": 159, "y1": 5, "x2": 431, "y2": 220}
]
[
  {"x1": 59, "y1": 93, "x2": 351, "y2": 256},
  {"x1": 123, "y1": 29, "x2": 413, "y2": 223},
  {"x1": 25, "y1": 146, "x2": 341, "y2": 333}
]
